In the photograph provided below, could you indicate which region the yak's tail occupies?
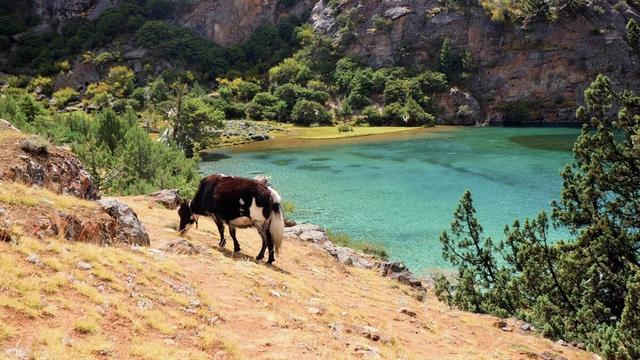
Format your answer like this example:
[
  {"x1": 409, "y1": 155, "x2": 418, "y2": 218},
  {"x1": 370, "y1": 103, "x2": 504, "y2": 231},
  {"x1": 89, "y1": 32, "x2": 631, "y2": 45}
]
[{"x1": 268, "y1": 187, "x2": 284, "y2": 254}]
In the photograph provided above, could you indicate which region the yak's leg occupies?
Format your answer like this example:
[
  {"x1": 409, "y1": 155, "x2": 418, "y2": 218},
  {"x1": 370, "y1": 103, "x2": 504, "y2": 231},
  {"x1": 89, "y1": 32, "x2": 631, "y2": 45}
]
[
  {"x1": 266, "y1": 227, "x2": 275, "y2": 264},
  {"x1": 229, "y1": 226, "x2": 241, "y2": 253},
  {"x1": 256, "y1": 223, "x2": 268, "y2": 261},
  {"x1": 213, "y1": 216, "x2": 226, "y2": 248}
]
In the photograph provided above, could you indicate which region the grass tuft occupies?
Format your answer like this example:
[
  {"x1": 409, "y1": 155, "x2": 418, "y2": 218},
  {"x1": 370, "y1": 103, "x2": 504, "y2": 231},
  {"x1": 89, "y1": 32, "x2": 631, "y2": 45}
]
[
  {"x1": 20, "y1": 135, "x2": 50, "y2": 155},
  {"x1": 0, "y1": 321, "x2": 14, "y2": 342},
  {"x1": 74, "y1": 317, "x2": 99, "y2": 334},
  {"x1": 326, "y1": 230, "x2": 388, "y2": 259},
  {"x1": 73, "y1": 282, "x2": 105, "y2": 304}
]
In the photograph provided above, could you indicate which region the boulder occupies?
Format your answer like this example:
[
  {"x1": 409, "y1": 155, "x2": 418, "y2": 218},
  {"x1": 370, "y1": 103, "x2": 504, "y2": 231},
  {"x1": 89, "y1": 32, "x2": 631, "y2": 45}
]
[
  {"x1": 0, "y1": 119, "x2": 18, "y2": 132},
  {"x1": 148, "y1": 189, "x2": 183, "y2": 210},
  {"x1": 324, "y1": 243, "x2": 374, "y2": 269},
  {"x1": 436, "y1": 88, "x2": 483, "y2": 125},
  {"x1": 97, "y1": 198, "x2": 150, "y2": 246},
  {"x1": 0, "y1": 124, "x2": 99, "y2": 200},
  {"x1": 358, "y1": 325, "x2": 384, "y2": 341},
  {"x1": 163, "y1": 239, "x2": 202, "y2": 255},
  {"x1": 375, "y1": 261, "x2": 423, "y2": 288}
]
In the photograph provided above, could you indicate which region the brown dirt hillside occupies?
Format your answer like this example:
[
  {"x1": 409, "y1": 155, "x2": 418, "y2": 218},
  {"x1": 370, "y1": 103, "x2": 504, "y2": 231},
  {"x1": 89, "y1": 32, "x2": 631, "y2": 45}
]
[{"x1": 0, "y1": 191, "x2": 595, "y2": 360}]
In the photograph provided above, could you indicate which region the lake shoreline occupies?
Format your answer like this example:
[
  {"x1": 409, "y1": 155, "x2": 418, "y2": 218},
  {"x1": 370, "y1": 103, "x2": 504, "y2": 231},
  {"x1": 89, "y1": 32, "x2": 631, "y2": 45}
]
[{"x1": 204, "y1": 124, "x2": 460, "y2": 154}]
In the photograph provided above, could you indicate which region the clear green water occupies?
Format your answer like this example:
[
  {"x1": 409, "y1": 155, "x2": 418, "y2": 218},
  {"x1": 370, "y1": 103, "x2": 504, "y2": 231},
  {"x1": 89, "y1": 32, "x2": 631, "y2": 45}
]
[{"x1": 200, "y1": 127, "x2": 579, "y2": 272}]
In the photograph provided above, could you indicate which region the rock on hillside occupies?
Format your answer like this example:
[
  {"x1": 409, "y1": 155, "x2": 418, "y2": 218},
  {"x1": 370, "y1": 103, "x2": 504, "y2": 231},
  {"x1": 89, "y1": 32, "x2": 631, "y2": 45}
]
[
  {"x1": 0, "y1": 120, "x2": 99, "y2": 200},
  {"x1": 0, "y1": 120, "x2": 149, "y2": 246},
  {"x1": 0, "y1": 182, "x2": 149, "y2": 246},
  {"x1": 312, "y1": 0, "x2": 640, "y2": 124}
]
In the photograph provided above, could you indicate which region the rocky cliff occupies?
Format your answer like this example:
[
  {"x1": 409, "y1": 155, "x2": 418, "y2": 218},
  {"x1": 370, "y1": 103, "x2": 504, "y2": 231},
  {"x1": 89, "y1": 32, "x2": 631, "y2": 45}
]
[
  {"x1": 32, "y1": 0, "x2": 315, "y2": 45},
  {"x1": 312, "y1": 0, "x2": 640, "y2": 124},
  {"x1": 33, "y1": 0, "x2": 116, "y2": 20},
  {"x1": 30, "y1": 0, "x2": 640, "y2": 123},
  {"x1": 178, "y1": 0, "x2": 315, "y2": 46}
]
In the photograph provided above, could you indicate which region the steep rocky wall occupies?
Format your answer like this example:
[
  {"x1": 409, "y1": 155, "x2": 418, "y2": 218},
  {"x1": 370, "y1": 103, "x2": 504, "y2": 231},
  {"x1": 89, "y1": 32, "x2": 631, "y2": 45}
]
[
  {"x1": 179, "y1": 0, "x2": 316, "y2": 46},
  {"x1": 312, "y1": 0, "x2": 640, "y2": 124},
  {"x1": 32, "y1": 0, "x2": 316, "y2": 46},
  {"x1": 33, "y1": 0, "x2": 116, "y2": 20}
]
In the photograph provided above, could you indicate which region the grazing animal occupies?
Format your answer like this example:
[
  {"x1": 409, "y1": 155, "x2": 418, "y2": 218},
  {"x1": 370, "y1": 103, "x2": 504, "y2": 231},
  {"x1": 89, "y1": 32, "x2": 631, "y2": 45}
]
[{"x1": 178, "y1": 174, "x2": 284, "y2": 263}]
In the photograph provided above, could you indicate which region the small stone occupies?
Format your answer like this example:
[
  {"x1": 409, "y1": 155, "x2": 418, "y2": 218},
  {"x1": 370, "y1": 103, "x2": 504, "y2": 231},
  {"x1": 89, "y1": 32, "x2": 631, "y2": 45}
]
[
  {"x1": 520, "y1": 323, "x2": 532, "y2": 331},
  {"x1": 359, "y1": 325, "x2": 384, "y2": 342},
  {"x1": 307, "y1": 306, "x2": 322, "y2": 315},
  {"x1": 501, "y1": 326, "x2": 514, "y2": 332},
  {"x1": 399, "y1": 308, "x2": 417, "y2": 317},
  {"x1": 4, "y1": 348, "x2": 28, "y2": 360},
  {"x1": 26, "y1": 253, "x2": 41, "y2": 265},
  {"x1": 576, "y1": 342, "x2": 586, "y2": 350},
  {"x1": 76, "y1": 261, "x2": 93, "y2": 270},
  {"x1": 492, "y1": 320, "x2": 507, "y2": 329},
  {"x1": 557, "y1": 339, "x2": 569, "y2": 347},
  {"x1": 269, "y1": 290, "x2": 281, "y2": 298},
  {"x1": 163, "y1": 239, "x2": 201, "y2": 255},
  {"x1": 164, "y1": 338, "x2": 176, "y2": 345},
  {"x1": 539, "y1": 351, "x2": 568, "y2": 360}
]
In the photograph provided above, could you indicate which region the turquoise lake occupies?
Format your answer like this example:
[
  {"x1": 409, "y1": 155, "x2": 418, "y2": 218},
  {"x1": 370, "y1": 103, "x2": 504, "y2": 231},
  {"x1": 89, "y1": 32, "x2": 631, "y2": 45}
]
[{"x1": 200, "y1": 127, "x2": 580, "y2": 273}]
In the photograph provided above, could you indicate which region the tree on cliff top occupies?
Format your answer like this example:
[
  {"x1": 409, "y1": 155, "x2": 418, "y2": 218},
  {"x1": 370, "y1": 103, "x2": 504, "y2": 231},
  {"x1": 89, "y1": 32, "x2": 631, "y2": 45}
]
[{"x1": 437, "y1": 74, "x2": 640, "y2": 359}]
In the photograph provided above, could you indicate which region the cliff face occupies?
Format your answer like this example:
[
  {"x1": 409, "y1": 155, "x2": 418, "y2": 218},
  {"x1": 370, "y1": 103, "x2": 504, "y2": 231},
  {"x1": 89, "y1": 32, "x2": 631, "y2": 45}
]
[
  {"x1": 33, "y1": 0, "x2": 116, "y2": 20},
  {"x1": 179, "y1": 0, "x2": 315, "y2": 46},
  {"x1": 32, "y1": 0, "x2": 315, "y2": 46},
  {"x1": 312, "y1": 0, "x2": 640, "y2": 124}
]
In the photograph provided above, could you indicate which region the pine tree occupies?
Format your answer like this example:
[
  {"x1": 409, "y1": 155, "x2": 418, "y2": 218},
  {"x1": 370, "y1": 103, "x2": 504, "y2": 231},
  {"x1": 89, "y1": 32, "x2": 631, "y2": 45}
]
[
  {"x1": 626, "y1": 19, "x2": 640, "y2": 48},
  {"x1": 439, "y1": 75, "x2": 640, "y2": 357},
  {"x1": 439, "y1": 38, "x2": 456, "y2": 78}
]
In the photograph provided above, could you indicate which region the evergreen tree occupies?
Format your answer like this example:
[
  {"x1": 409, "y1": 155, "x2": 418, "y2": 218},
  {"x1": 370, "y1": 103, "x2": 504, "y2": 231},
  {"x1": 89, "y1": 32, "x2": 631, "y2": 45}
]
[
  {"x1": 626, "y1": 19, "x2": 640, "y2": 48},
  {"x1": 439, "y1": 38, "x2": 456, "y2": 78},
  {"x1": 439, "y1": 75, "x2": 640, "y2": 358}
]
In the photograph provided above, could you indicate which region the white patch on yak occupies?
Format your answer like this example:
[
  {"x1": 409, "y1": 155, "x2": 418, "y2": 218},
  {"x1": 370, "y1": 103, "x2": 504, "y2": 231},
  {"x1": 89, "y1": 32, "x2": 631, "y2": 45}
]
[
  {"x1": 268, "y1": 187, "x2": 281, "y2": 203},
  {"x1": 239, "y1": 198, "x2": 245, "y2": 206},
  {"x1": 229, "y1": 217, "x2": 253, "y2": 227},
  {"x1": 249, "y1": 197, "x2": 266, "y2": 222}
]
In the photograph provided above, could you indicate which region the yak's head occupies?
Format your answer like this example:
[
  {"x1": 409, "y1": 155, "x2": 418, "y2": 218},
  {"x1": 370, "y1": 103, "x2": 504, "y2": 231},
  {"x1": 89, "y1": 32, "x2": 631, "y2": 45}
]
[{"x1": 177, "y1": 200, "x2": 197, "y2": 233}]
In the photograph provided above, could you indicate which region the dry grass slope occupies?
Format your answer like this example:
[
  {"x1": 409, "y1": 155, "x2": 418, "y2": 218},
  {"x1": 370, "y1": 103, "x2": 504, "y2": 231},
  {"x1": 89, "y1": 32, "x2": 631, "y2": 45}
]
[{"x1": 0, "y1": 188, "x2": 594, "y2": 359}]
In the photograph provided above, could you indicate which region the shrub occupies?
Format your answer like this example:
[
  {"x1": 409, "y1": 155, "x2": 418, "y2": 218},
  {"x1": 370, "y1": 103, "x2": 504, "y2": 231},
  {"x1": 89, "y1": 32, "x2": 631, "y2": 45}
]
[
  {"x1": 268, "y1": 57, "x2": 313, "y2": 86},
  {"x1": 326, "y1": 230, "x2": 388, "y2": 259},
  {"x1": 273, "y1": 83, "x2": 331, "y2": 119},
  {"x1": 337, "y1": 122, "x2": 353, "y2": 132},
  {"x1": 20, "y1": 135, "x2": 50, "y2": 155},
  {"x1": 170, "y1": 96, "x2": 225, "y2": 157},
  {"x1": 28, "y1": 76, "x2": 53, "y2": 96},
  {"x1": 94, "y1": 51, "x2": 118, "y2": 65},
  {"x1": 416, "y1": 71, "x2": 448, "y2": 93},
  {"x1": 246, "y1": 92, "x2": 286, "y2": 121},
  {"x1": 291, "y1": 99, "x2": 332, "y2": 126},
  {"x1": 361, "y1": 105, "x2": 383, "y2": 125},
  {"x1": 52, "y1": 88, "x2": 79, "y2": 109},
  {"x1": 372, "y1": 15, "x2": 393, "y2": 31},
  {"x1": 107, "y1": 65, "x2": 135, "y2": 98}
]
